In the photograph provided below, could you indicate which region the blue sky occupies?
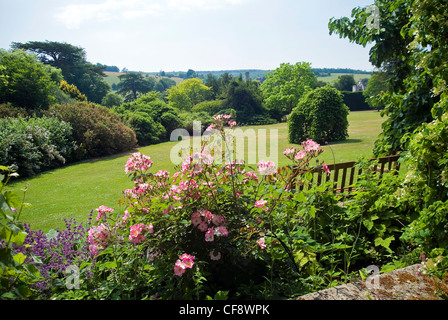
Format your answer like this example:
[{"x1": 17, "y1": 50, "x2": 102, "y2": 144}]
[{"x1": 0, "y1": 0, "x2": 376, "y2": 72}]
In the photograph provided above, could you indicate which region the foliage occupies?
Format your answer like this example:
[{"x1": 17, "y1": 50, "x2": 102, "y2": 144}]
[
  {"x1": 260, "y1": 62, "x2": 317, "y2": 122},
  {"x1": 166, "y1": 78, "x2": 212, "y2": 111},
  {"x1": 12, "y1": 41, "x2": 110, "y2": 104},
  {"x1": 38, "y1": 116, "x2": 420, "y2": 300},
  {"x1": 341, "y1": 91, "x2": 371, "y2": 111},
  {"x1": 0, "y1": 104, "x2": 29, "y2": 118},
  {"x1": 178, "y1": 111, "x2": 213, "y2": 135},
  {"x1": 59, "y1": 80, "x2": 87, "y2": 102},
  {"x1": 399, "y1": 112, "x2": 448, "y2": 252},
  {"x1": 220, "y1": 78, "x2": 270, "y2": 124},
  {"x1": 12, "y1": 219, "x2": 90, "y2": 299},
  {"x1": 363, "y1": 71, "x2": 389, "y2": 110},
  {"x1": 101, "y1": 92, "x2": 124, "y2": 108},
  {"x1": 0, "y1": 166, "x2": 41, "y2": 299},
  {"x1": 0, "y1": 116, "x2": 75, "y2": 177},
  {"x1": 49, "y1": 102, "x2": 137, "y2": 160},
  {"x1": 0, "y1": 49, "x2": 60, "y2": 110},
  {"x1": 192, "y1": 99, "x2": 225, "y2": 115},
  {"x1": 112, "y1": 92, "x2": 180, "y2": 145},
  {"x1": 333, "y1": 74, "x2": 356, "y2": 91},
  {"x1": 117, "y1": 72, "x2": 153, "y2": 102},
  {"x1": 288, "y1": 87, "x2": 349, "y2": 144},
  {"x1": 328, "y1": 0, "x2": 447, "y2": 156}
]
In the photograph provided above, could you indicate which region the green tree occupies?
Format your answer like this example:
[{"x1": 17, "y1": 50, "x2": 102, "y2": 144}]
[
  {"x1": 260, "y1": 62, "x2": 317, "y2": 122},
  {"x1": 334, "y1": 74, "x2": 356, "y2": 91},
  {"x1": 117, "y1": 72, "x2": 153, "y2": 102},
  {"x1": 101, "y1": 92, "x2": 124, "y2": 108},
  {"x1": 288, "y1": 87, "x2": 349, "y2": 144},
  {"x1": 166, "y1": 78, "x2": 212, "y2": 111},
  {"x1": 12, "y1": 41, "x2": 109, "y2": 104},
  {"x1": 221, "y1": 78, "x2": 266, "y2": 123},
  {"x1": 328, "y1": 0, "x2": 442, "y2": 155},
  {"x1": 113, "y1": 92, "x2": 180, "y2": 144},
  {"x1": 363, "y1": 71, "x2": 389, "y2": 110},
  {"x1": 0, "y1": 49, "x2": 59, "y2": 110}
]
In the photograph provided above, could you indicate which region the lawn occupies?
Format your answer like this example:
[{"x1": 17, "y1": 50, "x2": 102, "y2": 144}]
[{"x1": 8, "y1": 110, "x2": 385, "y2": 233}]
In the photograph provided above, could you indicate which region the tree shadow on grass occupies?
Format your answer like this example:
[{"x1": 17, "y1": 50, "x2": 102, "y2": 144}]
[{"x1": 327, "y1": 138, "x2": 363, "y2": 145}]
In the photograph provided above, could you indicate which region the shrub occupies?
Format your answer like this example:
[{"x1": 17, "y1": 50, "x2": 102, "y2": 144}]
[
  {"x1": 0, "y1": 103, "x2": 29, "y2": 118},
  {"x1": 178, "y1": 111, "x2": 213, "y2": 135},
  {"x1": 0, "y1": 166, "x2": 41, "y2": 299},
  {"x1": 399, "y1": 112, "x2": 448, "y2": 252},
  {"x1": 59, "y1": 80, "x2": 87, "y2": 102},
  {"x1": 123, "y1": 111, "x2": 165, "y2": 145},
  {"x1": 192, "y1": 99, "x2": 224, "y2": 115},
  {"x1": 112, "y1": 92, "x2": 180, "y2": 145},
  {"x1": 69, "y1": 117, "x2": 351, "y2": 300},
  {"x1": 0, "y1": 116, "x2": 75, "y2": 177},
  {"x1": 288, "y1": 87, "x2": 349, "y2": 144},
  {"x1": 341, "y1": 91, "x2": 371, "y2": 111},
  {"x1": 49, "y1": 102, "x2": 137, "y2": 160},
  {"x1": 0, "y1": 49, "x2": 59, "y2": 111}
]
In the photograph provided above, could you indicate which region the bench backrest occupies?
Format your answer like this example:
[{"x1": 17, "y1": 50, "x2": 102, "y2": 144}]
[{"x1": 293, "y1": 154, "x2": 401, "y2": 193}]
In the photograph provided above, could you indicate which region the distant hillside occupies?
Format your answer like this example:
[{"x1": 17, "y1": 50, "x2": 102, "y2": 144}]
[{"x1": 105, "y1": 68, "x2": 373, "y2": 86}]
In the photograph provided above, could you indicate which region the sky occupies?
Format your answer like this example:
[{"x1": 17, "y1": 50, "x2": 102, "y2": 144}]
[{"x1": 0, "y1": 0, "x2": 376, "y2": 73}]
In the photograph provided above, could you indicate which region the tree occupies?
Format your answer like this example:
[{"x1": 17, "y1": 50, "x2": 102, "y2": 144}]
[
  {"x1": 221, "y1": 78, "x2": 266, "y2": 123},
  {"x1": 59, "y1": 80, "x2": 87, "y2": 102},
  {"x1": 0, "y1": 49, "x2": 60, "y2": 110},
  {"x1": 117, "y1": 72, "x2": 153, "y2": 102},
  {"x1": 101, "y1": 92, "x2": 124, "y2": 108},
  {"x1": 113, "y1": 92, "x2": 180, "y2": 144},
  {"x1": 334, "y1": 74, "x2": 356, "y2": 91},
  {"x1": 328, "y1": 0, "x2": 441, "y2": 155},
  {"x1": 260, "y1": 62, "x2": 317, "y2": 122},
  {"x1": 166, "y1": 78, "x2": 212, "y2": 111},
  {"x1": 186, "y1": 69, "x2": 197, "y2": 79},
  {"x1": 363, "y1": 71, "x2": 389, "y2": 110},
  {"x1": 12, "y1": 41, "x2": 110, "y2": 103},
  {"x1": 288, "y1": 87, "x2": 349, "y2": 144}
]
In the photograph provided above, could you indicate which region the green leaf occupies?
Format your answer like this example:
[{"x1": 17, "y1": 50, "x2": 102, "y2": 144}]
[
  {"x1": 363, "y1": 219, "x2": 374, "y2": 231},
  {"x1": 13, "y1": 252, "x2": 26, "y2": 265},
  {"x1": 4, "y1": 191, "x2": 21, "y2": 210},
  {"x1": 9, "y1": 231, "x2": 27, "y2": 246},
  {"x1": 374, "y1": 236, "x2": 394, "y2": 253}
]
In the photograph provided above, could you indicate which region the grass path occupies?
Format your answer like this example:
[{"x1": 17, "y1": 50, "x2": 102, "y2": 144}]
[{"x1": 8, "y1": 110, "x2": 385, "y2": 232}]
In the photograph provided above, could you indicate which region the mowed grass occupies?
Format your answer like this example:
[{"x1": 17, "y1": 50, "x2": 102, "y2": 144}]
[{"x1": 8, "y1": 110, "x2": 384, "y2": 233}]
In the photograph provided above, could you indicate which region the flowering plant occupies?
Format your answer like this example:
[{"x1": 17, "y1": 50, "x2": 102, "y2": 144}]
[{"x1": 82, "y1": 114, "x2": 335, "y2": 299}]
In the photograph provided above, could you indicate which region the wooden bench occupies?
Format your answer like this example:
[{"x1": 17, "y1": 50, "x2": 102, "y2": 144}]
[{"x1": 290, "y1": 154, "x2": 401, "y2": 193}]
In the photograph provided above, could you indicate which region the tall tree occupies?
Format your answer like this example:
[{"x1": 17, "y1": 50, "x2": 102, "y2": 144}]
[
  {"x1": 12, "y1": 41, "x2": 109, "y2": 103},
  {"x1": 260, "y1": 62, "x2": 317, "y2": 122},
  {"x1": 117, "y1": 72, "x2": 153, "y2": 102},
  {"x1": 334, "y1": 74, "x2": 356, "y2": 91},
  {"x1": 328, "y1": 0, "x2": 444, "y2": 155},
  {"x1": 0, "y1": 49, "x2": 60, "y2": 110},
  {"x1": 166, "y1": 78, "x2": 212, "y2": 111},
  {"x1": 363, "y1": 71, "x2": 389, "y2": 110}
]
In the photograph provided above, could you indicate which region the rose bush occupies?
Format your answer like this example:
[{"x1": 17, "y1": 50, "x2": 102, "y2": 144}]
[{"x1": 73, "y1": 115, "x2": 349, "y2": 299}]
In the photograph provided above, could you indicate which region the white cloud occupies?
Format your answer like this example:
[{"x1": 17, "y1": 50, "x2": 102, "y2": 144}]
[{"x1": 55, "y1": 0, "x2": 249, "y2": 29}]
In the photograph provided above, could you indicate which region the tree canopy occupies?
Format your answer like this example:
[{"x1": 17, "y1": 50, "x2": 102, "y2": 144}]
[
  {"x1": 117, "y1": 72, "x2": 152, "y2": 102},
  {"x1": 328, "y1": 0, "x2": 447, "y2": 155},
  {"x1": 166, "y1": 78, "x2": 212, "y2": 111},
  {"x1": 0, "y1": 49, "x2": 61, "y2": 110},
  {"x1": 12, "y1": 41, "x2": 109, "y2": 103},
  {"x1": 260, "y1": 62, "x2": 317, "y2": 122}
]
